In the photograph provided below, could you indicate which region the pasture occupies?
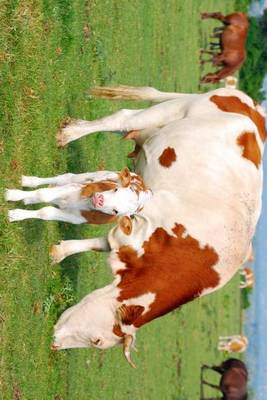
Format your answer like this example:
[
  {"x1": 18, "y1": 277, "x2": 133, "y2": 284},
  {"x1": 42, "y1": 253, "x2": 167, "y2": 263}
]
[{"x1": 0, "y1": 0, "x2": 247, "y2": 399}]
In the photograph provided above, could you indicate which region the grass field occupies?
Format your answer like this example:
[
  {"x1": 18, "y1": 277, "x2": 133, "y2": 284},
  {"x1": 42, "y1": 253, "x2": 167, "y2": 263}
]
[{"x1": 0, "y1": 1, "x2": 248, "y2": 399}]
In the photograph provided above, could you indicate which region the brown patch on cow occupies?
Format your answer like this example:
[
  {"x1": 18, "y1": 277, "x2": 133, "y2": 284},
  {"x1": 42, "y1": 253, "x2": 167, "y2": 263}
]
[
  {"x1": 112, "y1": 324, "x2": 125, "y2": 338},
  {"x1": 119, "y1": 216, "x2": 133, "y2": 235},
  {"x1": 81, "y1": 180, "x2": 117, "y2": 198},
  {"x1": 117, "y1": 224, "x2": 219, "y2": 328},
  {"x1": 117, "y1": 304, "x2": 145, "y2": 325},
  {"x1": 210, "y1": 95, "x2": 266, "y2": 142},
  {"x1": 81, "y1": 210, "x2": 117, "y2": 224},
  {"x1": 158, "y1": 147, "x2": 177, "y2": 167},
  {"x1": 229, "y1": 342, "x2": 246, "y2": 353},
  {"x1": 237, "y1": 131, "x2": 261, "y2": 168}
]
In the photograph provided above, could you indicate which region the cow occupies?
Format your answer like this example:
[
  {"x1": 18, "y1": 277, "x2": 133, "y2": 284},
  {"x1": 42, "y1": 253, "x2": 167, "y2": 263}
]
[
  {"x1": 52, "y1": 84, "x2": 265, "y2": 367},
  {"x1": 221, "y1": 76, "x2": 238, "y2": 89},
  {"x1": 5, "y1": 168, "x2": 152, "y2": 230},
  {"x1": 239, "y1": 267, "x2": 254, "y2": 289},
  {"x1": 200, "y1": 12, "x2": 248, "y2": 83},
  {"x1": 218, "y1": 335, "x2": 248, "y2": 353},
  {"x1": 201, "y1": 358, "x2": 248, "y2": 400}
]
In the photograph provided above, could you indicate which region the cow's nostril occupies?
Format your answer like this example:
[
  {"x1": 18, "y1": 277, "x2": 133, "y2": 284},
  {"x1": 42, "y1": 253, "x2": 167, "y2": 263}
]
[{"x1": 98, "y1": 194, "x2": 104, "y2": 206}]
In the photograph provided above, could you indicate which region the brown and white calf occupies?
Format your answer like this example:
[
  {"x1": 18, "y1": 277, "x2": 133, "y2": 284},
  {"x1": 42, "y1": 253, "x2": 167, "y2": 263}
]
[
  {"x1": 5, "y1": 167, "x2": 152, "y2": 229},
  {"x1": 218, "y1": 335, "x2": 248, "y2": 353},
  {"x1": 52, "y1": 85, "x2": 265, "y2": 367}
]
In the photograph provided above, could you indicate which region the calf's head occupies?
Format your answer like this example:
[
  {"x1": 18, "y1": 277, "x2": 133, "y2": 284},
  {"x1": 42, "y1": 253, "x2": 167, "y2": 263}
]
[{"x1": 81, "y1": 167, "x2": 152, "y2": 231}]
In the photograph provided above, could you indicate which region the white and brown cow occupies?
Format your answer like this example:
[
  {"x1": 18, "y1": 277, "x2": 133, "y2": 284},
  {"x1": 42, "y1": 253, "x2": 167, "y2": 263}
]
[
  {"x1": 52, "y1": 85, "x2": 265, "y2": 367},
  {"x1": 5, "y1": 168, "x2": 152, "y2": 230},
  {"x1": 218, "y1": 335, "x2": 248, "y2": 353},
  {"x1": 240, "y1": 266, "x2": 254, "y2": 289}
]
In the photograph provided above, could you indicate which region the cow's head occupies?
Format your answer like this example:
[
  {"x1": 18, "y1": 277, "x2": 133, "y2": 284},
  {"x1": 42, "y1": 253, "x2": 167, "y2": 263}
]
[
  {"x1": 81, "y1": 167, "x2": 152, "y2": 233},
  {"x1": 51, "y1": 286, "x2": 138, "y2": 368}
]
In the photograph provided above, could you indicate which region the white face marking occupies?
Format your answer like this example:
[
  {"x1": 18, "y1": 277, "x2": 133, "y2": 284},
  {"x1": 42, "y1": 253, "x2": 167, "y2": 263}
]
[
  {"x1": 52, "y1": 289, "x2": 121, "y2": 351},
  {"x1": 91, "y1": 187, "x2": 151, "y2": 216},
  {"x1": 124, "y1": 292, "x2": 156, "y2": 314}
]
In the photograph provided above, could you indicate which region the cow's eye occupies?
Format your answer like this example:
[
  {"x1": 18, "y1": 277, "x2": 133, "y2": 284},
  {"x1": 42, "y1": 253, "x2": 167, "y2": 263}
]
[
  {"x1": 114, "y1": 188, "x2": 118, "y2": 192},
  {"x1": 113, "y1": 209, "x2": 118, "y2": 215},
  {"x1": 92, "y1": 338, "x2": 102, "y2": 346}
]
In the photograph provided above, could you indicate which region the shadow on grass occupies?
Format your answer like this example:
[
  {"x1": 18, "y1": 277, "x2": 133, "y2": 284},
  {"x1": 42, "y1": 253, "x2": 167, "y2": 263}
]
[{"x1": 58, "y1": 139, "x2": 88, "y2": 287}]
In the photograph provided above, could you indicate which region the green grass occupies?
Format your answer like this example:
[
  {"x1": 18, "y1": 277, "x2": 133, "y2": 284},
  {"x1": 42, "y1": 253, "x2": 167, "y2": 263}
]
[{"x1": 0, "y1": 1, "x2": 244, "y2": 399}]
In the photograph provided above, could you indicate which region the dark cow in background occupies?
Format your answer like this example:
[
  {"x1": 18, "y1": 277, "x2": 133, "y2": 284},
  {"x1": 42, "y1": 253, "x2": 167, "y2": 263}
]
[
  {"x1": 201, "y1": 358, "x2": 248, "y2": 400},
  {"x1": 200, "y1": 12, "x2": 249, "y2": 83}
]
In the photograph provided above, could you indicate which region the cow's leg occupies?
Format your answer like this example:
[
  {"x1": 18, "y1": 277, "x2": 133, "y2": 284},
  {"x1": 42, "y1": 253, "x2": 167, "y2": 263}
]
[
  {"x1": 217, "y1": 343, "x2": 226, "y2": 351},
  {"x1": 201, "y1": 12, "x2": 227, "y2": 23},
  {"x1": 201, "y1": 380, "x2": 221, "y2": 390},
  {"x1": 200, "y1": 397, "x2": 222, "y2": 400},
  {"x1": 57, "y1": 95, "x2": 198, "y2": 146},
  {"x1": 200, "y1": 57, "x2": 214, "y2": 65},
  {"x1": 218, "y1": 335, "x2": 232, "y2": 340},
  {"x1": 5, "y1": 185, "x2": 79, "y2": 205},
  {"x1": 213, "y1": 27, "x2": 224, "y2": 33},
  {"x1": 57, "y1": 109, "x2": 141, "y2": 146},
  {"x1": 50, "y1": 237, "x2": 110, "y2": 263},
  {"x1": 8, "y1": 207, "x2": 86, "y2": 224},
  {"x1": 21, "y1": 171, "x2": 119, "y2": 187},
  {"x1": 200, "y1": 49, "x2": 216, "y2": 55}
]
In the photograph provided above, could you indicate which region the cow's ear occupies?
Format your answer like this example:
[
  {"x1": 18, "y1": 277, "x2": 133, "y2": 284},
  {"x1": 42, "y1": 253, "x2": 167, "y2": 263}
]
[
  {"x1": 117, "y1": 304, "x2": 145, "y2": 325},
  {"x1": 81, "y1": 210, "x2": 117, "y2": 224},
  {"x1": 119, "y1": 167, "x2": 131, "y2": 187},
  {"x1": 119, "y1": 216, "x2": 133, "y2": 235},
  {"x1": 81, "y1": 181, "x2": 117, "y2": 197}
]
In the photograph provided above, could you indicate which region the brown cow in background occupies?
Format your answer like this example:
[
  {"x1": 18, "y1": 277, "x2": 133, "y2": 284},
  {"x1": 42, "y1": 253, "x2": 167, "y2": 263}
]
[
  {"x1": 200, "y1": 12, "x2": 249, "y2": 83},
  {"x1": 201, "y1": 358, "x2": 248, "y2": 400}
]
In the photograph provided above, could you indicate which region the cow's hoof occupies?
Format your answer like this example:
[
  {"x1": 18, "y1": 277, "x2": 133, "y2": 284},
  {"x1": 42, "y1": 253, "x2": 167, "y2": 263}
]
[
  {"x1": 21, "y1": 176, "x2": 40, "y2": 187},
  {"x1": 49, "y1": 244, "x2": 65, "y2": 263},
  {"x1": 8, "y1": 209, "x2": 25, "y2": 222},
  {"x1": 56, "y1": 130, "x2": 69, "y2": 147},
  {"x1": 60, "y1": 117, "x2": 73, "y2": 129},
  {"x1": 5, "y1": 189, "x2": 23, "y2": 202}
]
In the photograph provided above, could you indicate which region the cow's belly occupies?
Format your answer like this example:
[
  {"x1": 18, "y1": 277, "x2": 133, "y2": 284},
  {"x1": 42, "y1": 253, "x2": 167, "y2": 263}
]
[{"x1": 129, "y1": 115, "x2": 263, "y2": 288}]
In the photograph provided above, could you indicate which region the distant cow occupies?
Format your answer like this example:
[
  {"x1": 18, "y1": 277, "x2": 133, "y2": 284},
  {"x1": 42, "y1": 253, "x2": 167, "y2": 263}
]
[
  {"x1": 218, "y1": 335, "x2": 248, "y2": 353},
  {"x1": 5, "y1": 168, "x2": 152, "y2": 229},
  {"x1": 201, "y1": 358, "x2": 248, "y2": 400},
  {"x1": 240, "y1": 267, "x2": 254, "y2": 289},
  {"x1": 201, "y1": 12, "x2": 248, "y2": 83},
  {"x1": 51, "y1": 84, "x2": 265, "y2": 367},
  {"x1": 222, "y1": 76, "x2": 238, "y2": 89}
]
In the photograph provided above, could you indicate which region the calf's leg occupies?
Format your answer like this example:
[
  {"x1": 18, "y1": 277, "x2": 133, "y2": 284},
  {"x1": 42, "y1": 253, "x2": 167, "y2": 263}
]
[
  {"x1": 5, "y1": 185, "x2": 79, "y2": 205},
  {"x1": 8, "y1": 207, "x2": 86, "y2": 224},
  {"x1": 21, "y1": 171, "x2": 119, "y2": 187}
]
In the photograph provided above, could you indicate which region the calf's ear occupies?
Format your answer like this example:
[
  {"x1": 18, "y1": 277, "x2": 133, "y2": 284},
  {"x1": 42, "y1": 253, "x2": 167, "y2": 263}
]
[
  {"x1": 119, "y1": 216, "x2": 132, "y2": 235},
  {"x1": 81, "y1": 210, "x2": 117, "y2": 224},
  {"x1": 81, "y1": 181, "x2": 117, "y2": 197},
  {"x1": 119, "y1": 167, "x2": 131, "y2": 187}
]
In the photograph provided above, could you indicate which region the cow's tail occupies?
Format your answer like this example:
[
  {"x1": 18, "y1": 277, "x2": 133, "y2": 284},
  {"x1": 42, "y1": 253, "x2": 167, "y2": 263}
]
[{"x1": 90, "y1": 85, "x2": 188, "y2": 102}]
